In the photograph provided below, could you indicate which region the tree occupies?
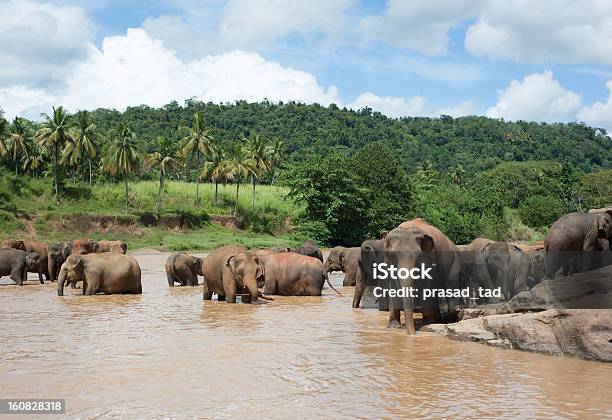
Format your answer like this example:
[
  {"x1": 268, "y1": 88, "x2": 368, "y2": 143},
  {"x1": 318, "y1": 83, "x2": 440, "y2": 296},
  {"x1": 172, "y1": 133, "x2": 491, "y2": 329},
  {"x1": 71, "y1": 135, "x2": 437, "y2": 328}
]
[
  {"x1": 223, "y1": 145, "x2": 256, "y2": 215},
  {"x1": 6, "y1": 117, "x2": 30, "y2": 176},
  {"x1": 36, "y1": 106, "x2": 73, "y2": 199},
  {"x1": 181, "y1": 112, "x2": 215, "y2": 206},
  {"x1": 102, "y1": 122, "x2": 142, "y2": 213},
  {"x1": 245, "y1": 134, "x2": 270, "y2": 209},
  {"x1": 63, "y1": 110, "x2": 99, "y2": 185},
  {"x1": 200, "y1": 144, "x2": 226, "y2": 205},
  {"x1": 0, "y1": 112, "x2": 8, "y2": 158},
  {"x1": 266, "y1": 137, "x2": 285, "y2": 184},
  {"x1": 22, "y1": 144, "x2": 44, "y2": 177},
  {"x1": 146, "y1": 137, "x2": 181, "y2": 216},
  {"x1": 450, "y1": 164, "x2": 465, "y2": 186}
]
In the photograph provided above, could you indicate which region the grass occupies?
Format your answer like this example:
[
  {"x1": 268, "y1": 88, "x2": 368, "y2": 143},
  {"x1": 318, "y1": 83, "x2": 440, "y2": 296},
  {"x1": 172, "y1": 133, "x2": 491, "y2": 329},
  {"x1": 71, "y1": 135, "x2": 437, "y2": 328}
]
[{"x1": 1, "y1": 174, "x2": 303, "y2": 251}]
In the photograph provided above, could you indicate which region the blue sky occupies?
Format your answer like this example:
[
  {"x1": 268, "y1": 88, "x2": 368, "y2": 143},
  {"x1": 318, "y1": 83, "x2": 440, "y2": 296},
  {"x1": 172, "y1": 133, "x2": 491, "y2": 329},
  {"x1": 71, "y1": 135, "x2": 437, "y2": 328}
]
[{"x1": 1, "y1": 0, "x2": 612, "y2": 133}]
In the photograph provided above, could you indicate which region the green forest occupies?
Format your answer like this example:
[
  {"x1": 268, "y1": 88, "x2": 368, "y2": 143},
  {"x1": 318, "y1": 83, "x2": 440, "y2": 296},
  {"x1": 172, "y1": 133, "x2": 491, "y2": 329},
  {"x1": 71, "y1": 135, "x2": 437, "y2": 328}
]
[{"x1": 1, "y1": 100, "x2": 611, "y2": 248}]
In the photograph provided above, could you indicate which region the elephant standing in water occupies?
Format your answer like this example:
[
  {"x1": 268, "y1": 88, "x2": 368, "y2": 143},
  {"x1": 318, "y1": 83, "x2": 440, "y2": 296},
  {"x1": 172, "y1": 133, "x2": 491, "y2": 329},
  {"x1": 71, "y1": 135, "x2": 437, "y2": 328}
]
[
  {"x1": 96, "y1": 240, "x2": 127, "y2": 254},
  {"x1": 353, "y1": 239, "x2": 385, "y2": 308},
  {"x1": 0, "y1": 249, "x2": 41, "y2": 285},
  {"x1": 57, "y1": 253, "x2": 142, "y2": 296},
  {"x1": 260, "y1": 252, "x2": 339, "y2": 296},
  {"x1": 71, "y1": 238, "x2": 98, "y2": 255},
  {"x1": 48, "y1": 241, "x2": 72, "y2": 282},
  {"x1": 294, "y1": 240, "x2": 323, "y2": 262},
  {"x1": 385, "y1": 218, "x2": 464, "y2": 335},
  {"x1": 545, "y1": 211, "x2": 612, "y2": 278},
  {"x1": 201, "y1": 245, "x2": 268, "y2": 303},
  {"x1": 166, "y1": 253, "x2": 202, "y2": 286},
  {"x1": 324, "y1": 246, "x2": 360, "y2": 286},
  {"x1": 2, "y1": 239, "x2": 49, "y2": 283}
]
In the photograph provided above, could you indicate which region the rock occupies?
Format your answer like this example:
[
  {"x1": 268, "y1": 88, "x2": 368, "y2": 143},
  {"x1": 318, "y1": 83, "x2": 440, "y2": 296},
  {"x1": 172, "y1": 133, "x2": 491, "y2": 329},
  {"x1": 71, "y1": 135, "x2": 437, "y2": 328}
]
[{"x1": 424, "y1": 309, "x2": 612, "y2": 362}]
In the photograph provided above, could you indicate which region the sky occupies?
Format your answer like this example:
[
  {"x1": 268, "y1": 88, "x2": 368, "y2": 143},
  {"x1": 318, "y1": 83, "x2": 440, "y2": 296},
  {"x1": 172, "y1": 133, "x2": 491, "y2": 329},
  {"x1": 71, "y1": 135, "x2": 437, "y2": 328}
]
[{"x1": 1, "y1": 0, "x2": 612, "y2": 133}]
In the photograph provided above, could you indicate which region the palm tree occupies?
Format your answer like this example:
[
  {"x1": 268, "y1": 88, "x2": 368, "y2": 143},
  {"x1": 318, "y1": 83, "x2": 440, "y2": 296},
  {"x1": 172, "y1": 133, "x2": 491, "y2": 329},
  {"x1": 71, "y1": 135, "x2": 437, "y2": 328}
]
[
  {"x1": 245, "y1": 134, "x2": 270, "y2": 209},
  {"x1": 200, "y1": 144, "x2": 225, "y2": 205},
  {"x1": 7, "y1": 117, "x2": 30, "y2": 176},
  {"x1": 450, "y1": 164, "x2": 465, "y2": 186},
  {"x1": 63, "y1": 111, "x2": 99, "y2": 185},
  {"x1": 0, "y1": 113, "x2": 8, "y2": 158},
  {"x1": 36, "y1": 106, "x2": 73, "y2": 199},
  {"x1": 181, "y1": 112, "x2": 215, "y2": 206},
  {"x1": 223, "y1": 145, "x2": 256, "y2": 215},
  {"x1": 266, "y1": 137, "x2": 285, "y2": 184},
  {"x1": 102, "y1": 122, "x2": 142, "y2": 213},
  {"x1": 22, "y1": 144, "x2": 44, "y2": 177},
  {"x1": 145, "y1": 137, "x2": 181, "y2": 216}
]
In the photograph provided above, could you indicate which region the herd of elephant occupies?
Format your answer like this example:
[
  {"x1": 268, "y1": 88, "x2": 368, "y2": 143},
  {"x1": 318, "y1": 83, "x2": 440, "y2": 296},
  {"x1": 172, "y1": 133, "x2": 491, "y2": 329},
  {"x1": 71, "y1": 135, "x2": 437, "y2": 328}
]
[{"x1": 1, "y1": 207, "x2": 610, "y2": 335}]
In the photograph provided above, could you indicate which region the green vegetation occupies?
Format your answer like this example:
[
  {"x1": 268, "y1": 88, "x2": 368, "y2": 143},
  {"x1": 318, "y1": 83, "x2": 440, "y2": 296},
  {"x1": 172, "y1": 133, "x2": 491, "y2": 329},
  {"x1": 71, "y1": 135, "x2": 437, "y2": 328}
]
[{"x1": 1, "y1": 100, "x2": 611, "y2": 249}]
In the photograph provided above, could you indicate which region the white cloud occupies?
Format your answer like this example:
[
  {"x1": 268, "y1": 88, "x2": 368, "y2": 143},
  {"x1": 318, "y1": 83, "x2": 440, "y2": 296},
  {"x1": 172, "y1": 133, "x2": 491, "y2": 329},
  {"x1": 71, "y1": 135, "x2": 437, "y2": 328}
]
[
  {"x1": 435, "y1": 101, "x2": 476, "y2": 117},
  {"x1": 348, "y1": 92, "x2": 425, "y2": 117},
  {"x1": 486, "y1": 71, "x2": 581, "y2": 122},
  {"x1": 0, "y1": 0, "x2": 93, "y2": 87},
  {"x1": 1, "y1": 28, "x2": 341, "y2": 118},
  {"x1": 361, "y1": 0, "x2": 483, "y2": 54},
  {"x1": 143, "y1": 0, "x2": 355, "y2": 58},
  {"x1": 578, "y1": 79, "x2": 612, "y2": 133},
  {"x1": 465, "y1": 0, "x2": 612, "y2": 65}
]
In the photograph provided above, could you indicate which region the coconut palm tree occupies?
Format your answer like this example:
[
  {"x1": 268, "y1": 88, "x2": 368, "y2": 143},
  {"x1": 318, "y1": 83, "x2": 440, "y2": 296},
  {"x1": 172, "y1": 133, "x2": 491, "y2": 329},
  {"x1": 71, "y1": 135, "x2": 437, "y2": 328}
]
[
  {"x1": 245, "y1": 134, "x2": 270, "y2": 209},
  {"x1": 266, "y1": 137, "x2": 285, "y2": 184},
  {"x1": 223, "y1": 145, "x2": 256, "y2": 215},
  {"x1": 63, "y1": 110, "x2": 99, "y2": 185},
  {"x1": 36, "y1": 106, "x2": 73, "y2": 199},
  {"x1": 22, "y1": 144, "x2": 44, "y2": 177},
  {"x1": 0, "y1": 113, "x2": 8, "y2": 158},
  {"x1": 145, "y1": 137, "x2": 182, "y2": 216},
  {"x1": 181, "y1": 112, "x2": 215, "y2": 206},
  {"x1": 200, "y1": 144, "x2": 225, "y2": 205},
  {"x1": 450, "y1": 163, "x2": 465, "y2": 186},
  {"x1": 101, "y1": 122, "x2": 142, "y2": 213},
  {"x1": 7, "y1": 117, "x2": 31, "y2": 176}
]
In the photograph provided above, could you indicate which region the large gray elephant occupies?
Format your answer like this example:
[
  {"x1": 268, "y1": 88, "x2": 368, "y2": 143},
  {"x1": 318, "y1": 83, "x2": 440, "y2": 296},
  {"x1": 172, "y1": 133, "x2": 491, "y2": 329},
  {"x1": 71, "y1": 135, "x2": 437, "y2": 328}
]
[
  {"x1": 48, "y1": 241, "x2": 72, "y2": 282},
  {"x1": 2, "y1": 239, "x2": 49, "y2": 282},
  {"x1": 166, "y1": 253, "x2": 202, "y2": 286},
  {"x1": 57, "y1": 253, "x2": 142, "y2": 295},
  {"x1": 323, "y1": 246, "x2": 360, "y2": 286},
  {"x1": 261, "y1": 252, "x2": 339, "y2": 296},
  {"x1": 464, "y1": 238, "x2": 544, "y2": 302},
  {"x1": 385, "y1": 218, "x2": 464, "y2": 335},
  {"x1": 544, "y1": 211, "x2": 612, "y2": 278},
  {"x1": 201, "y1": 245, "x2": 267, "y2": 303},
  {"x1": 294, "y1": 240, "x2": 323, "y2": 262},
  {"x1": 353, "y1": 239, "x2": 385, "y2": 308},
  {"x1": 0, "y1": 249, "x2": 41, "y2": 285}
]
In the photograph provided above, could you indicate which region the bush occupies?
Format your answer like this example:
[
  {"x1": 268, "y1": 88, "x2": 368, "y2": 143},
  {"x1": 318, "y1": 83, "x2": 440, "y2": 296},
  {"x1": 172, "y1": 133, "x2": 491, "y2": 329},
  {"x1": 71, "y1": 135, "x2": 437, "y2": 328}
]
[
  {"x1": 293, "y1": 220, "x2": 330, "y2": 246},
  {"x1": 518, "y1": 195, "x2": 564, "y2": 228}
]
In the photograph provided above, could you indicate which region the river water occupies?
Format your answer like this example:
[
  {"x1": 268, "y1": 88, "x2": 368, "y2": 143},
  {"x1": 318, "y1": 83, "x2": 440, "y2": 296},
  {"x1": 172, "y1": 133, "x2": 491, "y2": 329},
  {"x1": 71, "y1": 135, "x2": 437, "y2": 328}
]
[{"x1": 1, "y1": 251, "x2": 611, "y2": 418}]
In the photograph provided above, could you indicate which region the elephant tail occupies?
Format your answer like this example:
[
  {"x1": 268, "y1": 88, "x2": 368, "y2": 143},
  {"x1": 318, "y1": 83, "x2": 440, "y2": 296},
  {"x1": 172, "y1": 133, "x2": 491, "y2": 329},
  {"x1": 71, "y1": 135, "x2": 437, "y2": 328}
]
[{"x1": 324, "y1": 272, "x2": 341, "y2": 295}]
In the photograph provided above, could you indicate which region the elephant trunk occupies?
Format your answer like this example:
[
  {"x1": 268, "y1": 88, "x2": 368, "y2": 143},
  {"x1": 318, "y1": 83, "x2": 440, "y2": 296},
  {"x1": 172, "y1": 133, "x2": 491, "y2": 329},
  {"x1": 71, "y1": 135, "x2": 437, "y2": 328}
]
[
  {"x1": 57, "y1": 270, "x2": 66, "y2": 296},
  {"x1": 48, "y1": 259, "x2": 58, "y2": 282},
  {"x1": 324, "y1": 272, "x2": 341, "y2": 295},
  {"x1": 257, "y1": 291, "x2": 274, "y2": 301}
]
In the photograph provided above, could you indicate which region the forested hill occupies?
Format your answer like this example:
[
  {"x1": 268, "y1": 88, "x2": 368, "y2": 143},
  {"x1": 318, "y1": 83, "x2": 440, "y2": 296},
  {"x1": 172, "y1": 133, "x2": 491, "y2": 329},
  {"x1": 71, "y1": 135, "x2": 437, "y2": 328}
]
[{"x1": 90, "y1": 100, "x2": 612, "y2": 173}]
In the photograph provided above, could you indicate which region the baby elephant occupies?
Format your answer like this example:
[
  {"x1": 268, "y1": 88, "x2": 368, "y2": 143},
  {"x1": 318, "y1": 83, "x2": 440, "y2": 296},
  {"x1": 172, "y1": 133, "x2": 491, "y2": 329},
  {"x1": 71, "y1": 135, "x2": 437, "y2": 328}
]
[
  {"x1": 166, "y1": 253, "x2": 202, "y2": 286},
  {"x1": 57, "y1": 253, "x2": 142, "y2": 296},
  {"x1": 0, "y1": 249, "x2": 40, "y2": 285},
  {"x1": 261, "y1": 252, "x2": 340, "y2": 296}
]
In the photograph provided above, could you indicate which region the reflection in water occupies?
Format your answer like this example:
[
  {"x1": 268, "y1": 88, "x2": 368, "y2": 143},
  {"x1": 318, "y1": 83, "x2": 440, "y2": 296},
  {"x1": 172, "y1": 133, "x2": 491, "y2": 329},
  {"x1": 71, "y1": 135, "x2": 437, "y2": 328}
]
[{"x1": 1, "y1": 252, "x2": 611, "y2": 418}]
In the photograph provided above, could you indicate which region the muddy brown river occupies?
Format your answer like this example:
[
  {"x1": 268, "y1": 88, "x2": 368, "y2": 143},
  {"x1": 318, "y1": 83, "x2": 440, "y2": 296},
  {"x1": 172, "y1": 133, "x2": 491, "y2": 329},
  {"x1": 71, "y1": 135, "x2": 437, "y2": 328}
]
[{"x1": 1, "y1": 251, "x2": 611, "y2": 418}]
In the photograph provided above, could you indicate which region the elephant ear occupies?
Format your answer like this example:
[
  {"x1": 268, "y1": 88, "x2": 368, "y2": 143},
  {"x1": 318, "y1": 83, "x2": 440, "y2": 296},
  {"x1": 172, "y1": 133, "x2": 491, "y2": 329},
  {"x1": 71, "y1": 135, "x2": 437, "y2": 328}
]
[
  {"x1": 417, "y1": 234, "x2": 434, "y2": 252},
  {"x1": 597, "y1": 215, "x2": 611, "y2": 238},
  {"x1": 225, "y1": 255, "x2": 236, "y2": 272},
  {"x1": 256, "y1": 258, "x2": 265, "y2": 279}
]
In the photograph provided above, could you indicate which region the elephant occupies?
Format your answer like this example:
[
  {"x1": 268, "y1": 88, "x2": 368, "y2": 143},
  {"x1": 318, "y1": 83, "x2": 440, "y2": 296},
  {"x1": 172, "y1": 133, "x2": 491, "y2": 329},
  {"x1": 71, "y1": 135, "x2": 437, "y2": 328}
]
[
  {"x1": 294, "y1": 240, "x2": 323, "y2": 262},
  {"x1": 97, "y1": 240, "x2": 127, "y2": 254},
  {"x1": 385, "y1": 218, "x2": 464, "y2": 335},
  {"x1": 166, "y1": 253, "x2": 202, "y2": 286},
  {"x1": 463, "y1": 238, "x2": 546, "y2": 302},
  {"x1": 1, "y1": 239, "x2": 26, "y2": 250},
  {"x1": 0, "y1": 249, "x2": 40, "y2": 285},
  {"x1": 544, "y1": 211, "x2": 612, "y2": 278},
  {"x1": 71, "y1": 238, "x2": 98, "y2": 255},
  {"x1": 353, "y1": 239, "x2": 385, "y2": 308},
  {"x1": 48, "y1": 241, "x2": 72, "y2": 282},
  {"x1": 260, "y1": 252, "x2": 340, "y2": 296},
  {"x1": 323, "y1": 246, "x2": 360, "y2": 286},
  {"x1": 21, "y1": 240, "x2": 49, "y2": 283},
  {"x1": 57, "y1": 253, "x2": 142, "y2": 296},
  {"x1": 201, "y1": 245, "x2": 268, "y2": 303}
]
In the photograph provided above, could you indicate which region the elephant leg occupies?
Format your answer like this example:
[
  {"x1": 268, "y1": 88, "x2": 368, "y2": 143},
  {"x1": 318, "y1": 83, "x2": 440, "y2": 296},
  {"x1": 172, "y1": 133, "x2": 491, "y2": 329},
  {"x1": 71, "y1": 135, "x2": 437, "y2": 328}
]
[
  {"x1": 84, "y1": 278, "x2": 96, "y2": 295},
  {"x1": 352, "y1": 275, "x2": 365, "y2": 308},
  {"x1": 167, "y1": 273, "x2": 175, "y2": 287},
  {"x1": 202, "y1": 282, "x2": 212, "y2": 300},
  {"x1": 38, "y1": 271, "x2": 44, "y2": 284},
  {"x1": 217, "y1": 294, "x2": 226, "y2": 301}
]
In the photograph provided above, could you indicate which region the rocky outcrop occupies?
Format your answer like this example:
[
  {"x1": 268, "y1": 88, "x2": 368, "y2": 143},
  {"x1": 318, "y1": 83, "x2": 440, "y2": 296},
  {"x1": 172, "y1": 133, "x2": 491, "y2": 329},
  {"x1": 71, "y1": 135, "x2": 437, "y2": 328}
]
[{"x1": 423, "y1": 309, "x2": 612, "y2": 362}]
